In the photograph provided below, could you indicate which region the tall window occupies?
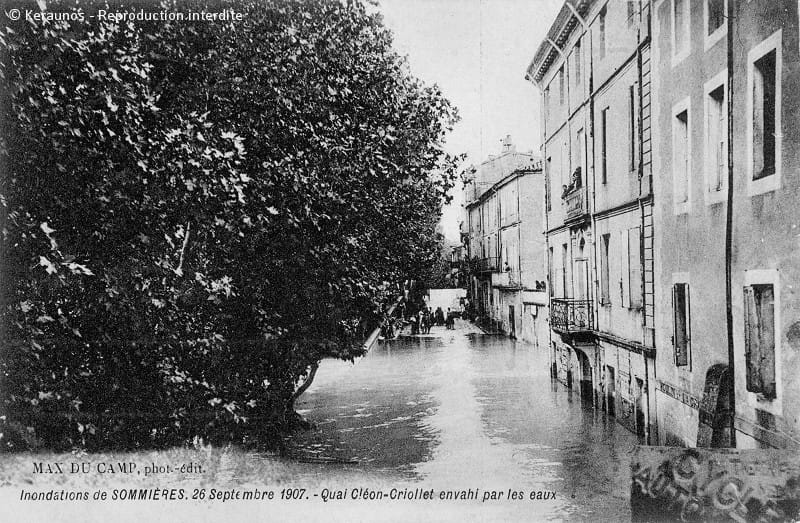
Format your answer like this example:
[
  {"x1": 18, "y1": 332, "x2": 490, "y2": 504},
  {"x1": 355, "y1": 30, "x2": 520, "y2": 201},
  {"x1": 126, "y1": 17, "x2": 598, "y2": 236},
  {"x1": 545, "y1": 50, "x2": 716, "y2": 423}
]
[
  {"x1": 548, "y1": 247, "x2": 554, "y2": 296},
  {"x1": 627, "y1": 0, "x2": 637, "y2": 26},
  {"x1": 628, "y1": 227, "x2": 642, "y2": 309},
  {"x1": 575, "y1": 128, "x2": 584, "y2": 173},
  {"x1": 601, "y1": 107, "x2": 609, "y2": 184},
  {"x1": 558, "y1": 66, "x2": 565, "y2": 106},
  {"x1": 544, "y1": 87, "x2": 550, "y2": 121},
  {"x1": 599, "y1": 7, "x2": 607, "y2": 60},
  {"x1": 672, "y1": 0, "x2": 689, "y2": 61},
  {"x1": 573, "y1": 40, "x2": 582, "y2": 86},
  {"x1": 546, "y1": 156, "x2": 552, "y2": 211},
  {"x1": 743, "y1": 284, "x2": 776, "y2": 399},
  {"x1": 706, "y1": 82, "x2": 726, "y2": 194},
  {"x1": 673, "y1": 105, "x2": 690, "y2": 208},
  {"x1": 561, "y1": 243, "x2": 568, "y2": 299},
  {"x1": 672, "y1": 282, "x2": 690, "y2": 367},
  {"x1": 752, "y1": 50, "x2": 777, "y2": 180},
  {"x1": 629, "y1": 84, "x2": 639, "y2": 172},
  {"x1": 707, "y1": 0, "x2": 724, "y2": 36},
  {"x1": 600, "y1": 234, "x2": 610, "y2": 304}
]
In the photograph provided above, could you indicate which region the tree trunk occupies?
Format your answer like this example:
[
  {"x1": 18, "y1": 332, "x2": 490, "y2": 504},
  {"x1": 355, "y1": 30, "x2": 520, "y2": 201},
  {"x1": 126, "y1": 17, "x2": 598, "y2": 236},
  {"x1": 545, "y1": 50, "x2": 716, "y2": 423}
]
[{"x1": 285, "y1": 361, "x2": 319, "y2": 431}]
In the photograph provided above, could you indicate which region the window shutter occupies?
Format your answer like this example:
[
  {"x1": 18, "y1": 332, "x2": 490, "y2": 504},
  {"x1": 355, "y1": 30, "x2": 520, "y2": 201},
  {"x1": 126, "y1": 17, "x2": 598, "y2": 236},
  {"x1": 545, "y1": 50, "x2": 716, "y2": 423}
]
[
  {"x1": 685, "y1": 283, "x2": 691, "y2": 347},
  {"x1": 759, "y1": 285, "x2": 777, "y2": 399},
  {"x1": 672, "y1": 284, "x2": 679, "y2": 364},
  {"x1": 743, "y1": 286, "x2": 763, "y2": 393},
  {"x1": 628, "y1": 227, "x2": 642, "y2": 309}
]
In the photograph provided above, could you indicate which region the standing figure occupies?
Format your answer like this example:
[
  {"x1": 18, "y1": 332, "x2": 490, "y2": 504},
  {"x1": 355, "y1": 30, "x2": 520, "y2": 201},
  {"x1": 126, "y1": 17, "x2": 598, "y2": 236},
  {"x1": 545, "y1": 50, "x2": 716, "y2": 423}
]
[{"x1": 435, "y1": 307, "x2": 444, "y2": 326}]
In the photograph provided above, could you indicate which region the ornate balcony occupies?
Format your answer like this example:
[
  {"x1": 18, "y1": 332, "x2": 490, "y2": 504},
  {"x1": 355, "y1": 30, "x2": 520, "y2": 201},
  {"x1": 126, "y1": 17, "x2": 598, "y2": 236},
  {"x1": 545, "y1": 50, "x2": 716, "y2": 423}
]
[
  {"x1": 564, "y1": 186, "x2": 586, "y2": 220},
  {"x1": 550, "y1": 298, "x2": 594, "y2": 334}
]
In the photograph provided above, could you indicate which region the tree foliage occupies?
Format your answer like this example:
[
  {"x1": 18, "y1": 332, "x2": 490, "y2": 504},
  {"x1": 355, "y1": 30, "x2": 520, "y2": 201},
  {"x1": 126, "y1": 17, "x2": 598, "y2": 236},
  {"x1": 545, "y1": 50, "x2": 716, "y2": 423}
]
[{"x1": 0, "y1": 0, "x2": 459, "y2": 450}]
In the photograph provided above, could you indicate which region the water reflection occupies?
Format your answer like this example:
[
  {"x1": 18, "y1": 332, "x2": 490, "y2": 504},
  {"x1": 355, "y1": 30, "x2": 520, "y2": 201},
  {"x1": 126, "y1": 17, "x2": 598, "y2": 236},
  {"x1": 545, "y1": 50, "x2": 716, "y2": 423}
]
[{"x1": 291, "y1": 321, "x2": 639, "y2": 520}]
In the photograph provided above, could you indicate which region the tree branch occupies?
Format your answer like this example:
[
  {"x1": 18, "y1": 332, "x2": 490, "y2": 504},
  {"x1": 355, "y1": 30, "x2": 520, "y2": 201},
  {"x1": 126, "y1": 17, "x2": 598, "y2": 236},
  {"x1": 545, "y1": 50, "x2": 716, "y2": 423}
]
[{"x1": 176, "y1": 221, "x2": 191, "y2": 275}]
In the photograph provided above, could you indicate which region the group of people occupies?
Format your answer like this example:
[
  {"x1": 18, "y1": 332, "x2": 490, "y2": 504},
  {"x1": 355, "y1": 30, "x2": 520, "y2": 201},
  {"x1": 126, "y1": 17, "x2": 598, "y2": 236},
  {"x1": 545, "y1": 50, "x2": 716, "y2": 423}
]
[{"x1": 408, "y1": 306, "x2": 457, "y2": 334}]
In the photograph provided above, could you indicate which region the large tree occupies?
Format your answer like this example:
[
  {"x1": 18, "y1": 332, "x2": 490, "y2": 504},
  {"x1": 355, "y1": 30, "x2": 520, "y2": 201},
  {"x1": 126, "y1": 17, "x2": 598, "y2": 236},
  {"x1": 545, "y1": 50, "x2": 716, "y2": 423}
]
[{"x1": 0, "y1": 0, "x2": 459, "y2": 450}]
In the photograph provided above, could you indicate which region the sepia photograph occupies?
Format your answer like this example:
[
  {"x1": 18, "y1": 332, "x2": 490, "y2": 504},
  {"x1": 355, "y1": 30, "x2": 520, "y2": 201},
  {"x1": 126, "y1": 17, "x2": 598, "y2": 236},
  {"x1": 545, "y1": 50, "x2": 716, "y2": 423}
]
[{"x1": 1, "y1": 0, "x2": 799, "y2": 521}]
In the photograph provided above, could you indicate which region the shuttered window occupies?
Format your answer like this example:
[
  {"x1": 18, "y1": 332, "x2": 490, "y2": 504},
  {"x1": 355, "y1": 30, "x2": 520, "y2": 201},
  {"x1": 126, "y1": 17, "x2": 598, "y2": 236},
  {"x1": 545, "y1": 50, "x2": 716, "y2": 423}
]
[
  {"x1": 628, "y1": 228, "x2": 642, "y2": 309},
  {"x1": 743, "y1": 284, "x2": 776, "y2": 399},
  {"x1": 672, "y1": 283, "x2": 690, "y2": 366},
  {"x1": 600, "y1": 234, "x2": 610, "y2": 304}
]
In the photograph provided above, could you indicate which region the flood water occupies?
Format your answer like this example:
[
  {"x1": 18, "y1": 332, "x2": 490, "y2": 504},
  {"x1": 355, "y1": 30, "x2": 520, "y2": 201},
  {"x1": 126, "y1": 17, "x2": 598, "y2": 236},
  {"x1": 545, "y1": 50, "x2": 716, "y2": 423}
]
[{"x1": 290, "y1": 319, "x2": 640, "y2": 521}]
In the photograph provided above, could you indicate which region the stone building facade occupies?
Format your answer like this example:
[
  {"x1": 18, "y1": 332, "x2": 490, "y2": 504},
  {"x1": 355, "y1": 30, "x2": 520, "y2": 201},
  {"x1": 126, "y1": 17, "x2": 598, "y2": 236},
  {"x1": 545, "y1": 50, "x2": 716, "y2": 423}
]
[
  {"x1": 462, "y1": 139, "x2": 548, "y2": 348},
  {"x1": 527, "y1": 0, "x2": 657, "y2": 441},
  {"x1": 651, "y1": 0, "x2": 800, "y2": 449},
  {"x1": 529, "y1": 0, "x2": 800, "y2": 449}
]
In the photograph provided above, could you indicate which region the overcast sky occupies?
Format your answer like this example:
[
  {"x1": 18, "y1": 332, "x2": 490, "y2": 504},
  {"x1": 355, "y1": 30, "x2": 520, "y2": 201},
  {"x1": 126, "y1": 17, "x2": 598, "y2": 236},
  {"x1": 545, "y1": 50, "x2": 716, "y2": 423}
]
[{"x1": 378, "y1": 0, "x2": 563, "y2": 242}]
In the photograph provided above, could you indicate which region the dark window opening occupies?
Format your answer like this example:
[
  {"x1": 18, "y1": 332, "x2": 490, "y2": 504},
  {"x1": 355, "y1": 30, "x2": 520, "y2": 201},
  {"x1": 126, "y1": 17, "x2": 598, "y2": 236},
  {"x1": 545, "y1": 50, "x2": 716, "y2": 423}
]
[{"x1": 753, "y1": 49, "x2": 777, "y2": 180}]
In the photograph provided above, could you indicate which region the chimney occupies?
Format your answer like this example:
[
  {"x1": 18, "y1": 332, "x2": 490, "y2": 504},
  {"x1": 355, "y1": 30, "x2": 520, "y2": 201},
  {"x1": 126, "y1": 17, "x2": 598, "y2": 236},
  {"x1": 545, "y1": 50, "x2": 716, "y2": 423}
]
[{"x1": 501, "y1": 135, "x2": 515, "y2": 153}]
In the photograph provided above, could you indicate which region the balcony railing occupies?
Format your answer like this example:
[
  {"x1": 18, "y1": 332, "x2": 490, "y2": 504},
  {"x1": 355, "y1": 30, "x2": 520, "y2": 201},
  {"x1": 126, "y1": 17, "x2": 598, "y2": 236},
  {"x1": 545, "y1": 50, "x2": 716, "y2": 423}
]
[
  {"x1": 550, "y1": 298, "x2": 594, "y2": 333},
  {"x1": 478, "y1": 256, "x2": 499, "y2": 273}
]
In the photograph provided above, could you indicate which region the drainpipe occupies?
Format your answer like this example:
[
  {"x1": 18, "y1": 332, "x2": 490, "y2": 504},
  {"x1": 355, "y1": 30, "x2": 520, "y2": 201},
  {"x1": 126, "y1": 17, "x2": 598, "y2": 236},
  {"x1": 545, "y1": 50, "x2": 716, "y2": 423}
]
[
  {"x1": 636, "y1": 0, "x2": 652, "y2": 446},
  {"x1": 724, "y1": 0, "x2": 737, "y2": 447},
  {"x1": 586, "y1": 7, "x2": 600, "y2": 410}
]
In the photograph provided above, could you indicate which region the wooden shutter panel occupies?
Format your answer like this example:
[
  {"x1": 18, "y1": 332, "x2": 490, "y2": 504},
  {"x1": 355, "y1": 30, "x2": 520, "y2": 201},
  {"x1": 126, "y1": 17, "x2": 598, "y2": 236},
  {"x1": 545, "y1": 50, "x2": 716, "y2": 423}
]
[
  {"x1": 758, "y1": 285, "x2": 776, "y2": 399},
  {"x1": 673, "y1": 283, "x2": 688, "y2": 366},
  {"x1": 628, "y1": 228, "x2": 642, "y2": 309},
  {"x1": 743, "y1": 286, "x2": 763, "y2": 393},
  {"x1": 685, "y1": 283, "x2": 691, "y2": 347},
  {"x1": 672, "y1": 284, "x2": 678, "y2": 364}
]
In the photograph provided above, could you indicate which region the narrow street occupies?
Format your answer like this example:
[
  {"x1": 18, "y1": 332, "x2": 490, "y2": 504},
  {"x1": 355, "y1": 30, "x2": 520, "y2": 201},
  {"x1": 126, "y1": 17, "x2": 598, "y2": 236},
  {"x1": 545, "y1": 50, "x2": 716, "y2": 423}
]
[{"x1": 291, "y1": 318, "x2": 640, "y2": 521}]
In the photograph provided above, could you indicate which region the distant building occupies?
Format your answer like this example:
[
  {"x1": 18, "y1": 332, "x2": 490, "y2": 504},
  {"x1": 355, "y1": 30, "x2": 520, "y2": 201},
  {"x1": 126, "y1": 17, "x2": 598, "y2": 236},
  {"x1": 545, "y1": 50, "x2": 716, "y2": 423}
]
[
  {"x1": 462, "y1": 137, "x2": 547, "y2": 346},
  {"x1": 527, "y1": 0, "x2": 656, "y2": 440},
  {"x1": 650, "y1": 0, "x2": 800, "y2": 449}
]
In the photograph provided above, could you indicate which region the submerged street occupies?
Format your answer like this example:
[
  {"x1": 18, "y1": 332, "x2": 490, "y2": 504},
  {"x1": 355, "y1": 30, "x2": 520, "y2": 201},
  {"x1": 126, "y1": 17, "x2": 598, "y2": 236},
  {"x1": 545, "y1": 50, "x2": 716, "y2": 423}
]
[{"x1": 290, "y1": 318, "x2": 640, "y2": 521}]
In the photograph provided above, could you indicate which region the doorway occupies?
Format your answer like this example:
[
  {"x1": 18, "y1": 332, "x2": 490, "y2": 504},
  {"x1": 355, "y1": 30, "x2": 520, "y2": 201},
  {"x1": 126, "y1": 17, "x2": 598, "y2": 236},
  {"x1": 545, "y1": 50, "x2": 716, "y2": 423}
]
[
  {"x1": 508, "y1": 305, "x2": 516, "y2": 338},
  {"x1": 576, "y1": 349, "x2": 593, "y2": 406},
  {"x1": 606, "y1": 366, "x2": 616, "y2": 417},
  {"x1": 635, "y1": 377, "x2": 645, "y2": 437}
]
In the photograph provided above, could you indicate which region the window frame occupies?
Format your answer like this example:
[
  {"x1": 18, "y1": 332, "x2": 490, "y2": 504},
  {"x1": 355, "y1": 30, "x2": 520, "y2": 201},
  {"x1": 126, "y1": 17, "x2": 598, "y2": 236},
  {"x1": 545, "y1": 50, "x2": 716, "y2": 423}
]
[
  {"x1": 598, "y1": 6, "x2": 607, "y2": 61},
  {"x1": 672, "y1": 96, "x2": 691, "y2": 215},
  {"x1": 671, "y1": 0, "x2": 691, "y2": 66},
  {"x1": 740, "y1": 269, "x2": 782, "y2": 415},
  {"x1": 629, "y1": 83, "x2": 639, "y2": 173},
  {"x1": 600, "y1": 233, "x2": 611, "y2": 305},
  {"x1": 573, "y1": 39, "x2": 582, "y2": 88},
  {"x1": 671, "y1": 274, "x2": 691, "y2": 370},
  {"x1": 627, "y1": 227, "x2": 643, "y2": 310},
  {"x1": 703, "y1": 0, "x2": 727, "y2": 51},
  {"x1": 746, "y1": 30, "x2": 782, "y2": 197},
  {"x1": 703, "y1": 69, "x2": 728, "y2": 205},
  {"x1": 600, "y1": 107, "x2": 609, "y2": 184}
]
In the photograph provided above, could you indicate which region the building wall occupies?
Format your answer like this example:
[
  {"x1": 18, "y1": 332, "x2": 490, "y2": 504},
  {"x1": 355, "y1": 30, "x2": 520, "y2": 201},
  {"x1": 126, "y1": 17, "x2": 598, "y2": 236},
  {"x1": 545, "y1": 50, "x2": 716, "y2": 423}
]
[
  {"x1": 651, "y1": 0, "x2": 800, "y2": 448},
  {"x1": 532, "y1": 0, "x2": 655, "y2": 441}
]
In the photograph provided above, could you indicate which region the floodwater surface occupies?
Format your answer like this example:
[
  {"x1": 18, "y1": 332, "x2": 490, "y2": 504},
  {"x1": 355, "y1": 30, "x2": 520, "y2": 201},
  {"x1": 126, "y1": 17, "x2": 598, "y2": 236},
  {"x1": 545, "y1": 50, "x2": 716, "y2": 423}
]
[{"x1": 290, "y1": 319, "x2": 640, "y2": 521}]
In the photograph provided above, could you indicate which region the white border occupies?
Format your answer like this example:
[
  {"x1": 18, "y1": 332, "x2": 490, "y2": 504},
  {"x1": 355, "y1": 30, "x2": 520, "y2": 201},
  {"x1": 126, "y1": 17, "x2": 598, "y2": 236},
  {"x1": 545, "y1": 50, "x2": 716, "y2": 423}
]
[
  {"x1": 670, "y1": 0, "x2": 691, "y2": 67},
  {"x1": 672, "y1": 96, "x2": 691, "y2": 215},
  {"x1": 703, "y1": 0, "x2": 727, "y2": 51},
  {"x1": 746, "y1": 29, "x2": 782, "y2": 197},
  {"x1": 739, "y1": 269, "x2": 782, "y2": 416},
  {"x1": 703, "y1": 69, "x2": 728, "y2": 206}
]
